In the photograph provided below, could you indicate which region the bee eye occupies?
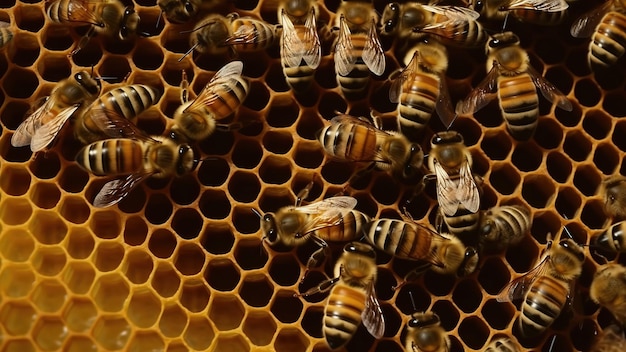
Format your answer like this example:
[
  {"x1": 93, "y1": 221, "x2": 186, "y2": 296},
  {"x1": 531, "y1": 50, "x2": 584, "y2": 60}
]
[{"x1": 473, "y1": 0, "x2": 483, "y2": 12}]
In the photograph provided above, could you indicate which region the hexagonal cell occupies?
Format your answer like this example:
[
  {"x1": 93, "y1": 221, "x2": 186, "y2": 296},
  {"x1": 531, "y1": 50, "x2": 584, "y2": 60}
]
[
  {"x1": 91, "y1": 273, "x2": 131, "y2": 312},
  {"x1": 583, "y1": 109, "x2": 612, "y2": 140},
  {"x1": 93, "y1": 315, "x2": 132, "y2": 351},
  {"x1": 232, "y1": 138, "x2": 264, "y2": 169},
  {"x1": 274, "y1": 328, "x2": 309, "y2": 352},
  {"x1": 151, "y1": 262, "x2": 181, "y2": 298},
  {"x1": 234, "y1": 238, "x2": 268, "y2": 271},
  {"x1": 432, "y1": 299, "x2": 461, "y2": 331},
  {"x1": 534, "y1": 117, "x2": 564, "y2": 150},
  {"x1": 451, "y1": 278, "x2": 484, "y2": 314},
  {"x1": 293, "y1": 141, "x2": 325, "y2": 169},
  {"x1": 180, "y1": 279, "x2": 210, "y2": 313},
  {"x1": 511, "y1": 142, "x2": 543, "y2": 172},
  {"x1": 63, "y1": 297, "x2": 98, "y2": 332},
  {"x1": 123, "y1": 216, "x2": 149, "y2": 246},
  {"x1": 128, "y1": 289, "x2": 162, "y2": 328},
  {"x1": 546, "y1": 151, "x2": 572, "y2": 184},
  {"x1": 263, "y1": 130, "x2": 293, "y2": 154},
  {"x1": 64, "y1": 336, "x2": 97, "y2": 352},
  {"x1": 28, "y1": 151, "x2": 61, "y2": 180},
  {"x1": 29, "y1": 182, "x2": 60, "y2": 209},
  {"x1": 232, "y1": 206, "x2": 261, "y2": 235},
  {"x1": 581, "y1": 199, "x2": 608, "y2": 230},
  {"x1": 89, "y1": 210, "x2": 122, "y2": 239},
  {"x1": 209, "y1": 294, "x2": 245, "y2": 331},
  {"x1": 127, "y1": 331, "x2": 166, "y2": 352},
  {"x1": 64, "y1": 227, "x2": 94, "y2": 260},
  {"x1": 2, "y1": 338, "x2": 36, "y2": 352},
  {"x1": 145, "y1": 193, "x2": 174, "y2": 225},
  {"x1": 270, "y1": 290, "x2": 304, "y2": 324},
  {"x1": 259, "y1": 155, "x2": 292, "y2": 185},
  {"x1": 243, "y1": 310, "x2": 276, "y2": 346},
  {"x1": 574, "y1": 78, "x2": 601, "y2": 107},
  {"x1": 205, "y1": 258, "x2": 241, "y2": 292},
  {"x1": 32, "y1": 316, "x2": 68, "y2": 351},
  {"x1": 0, "y1": 197, "x2": 32, "y2": 225},
  {"x1": 3, "y1": 67, "x2": 38, "y2": 98},
  {"x1": 268, "y1": 253, "x2": 301, "y2": 287},
  {"x1": 93, "y1": 241, "x2": 125, "y2": 272},
  {"x1": 563, "y1": 130, "x2": 592, "y2": 162},
  {"x1": 199, "y1": 189, "x2": 231, "y2": 219},
  {"x1": 122, "y1": 249, "x2": 154, "y2": 284},
  {"x1": 477, "y1": 257, "x2": 511, "y2": 295},
  {"x1": 171, "y1": 207, "x2": 203, "y2": 240},
  {"x1": 173, "y1": 242, "x2": 205, "y2": 276},
  {"x1": 59, "y1": 195, "x2": 91, "y2": 224},
  {"x1": 240, "y1": 274, "x2": 274, "y2": 308},
  {"x1": 482, "y1": 298, "x2": 516, "y2": 330},
  {"x1": 62, "y1": 261, "x2": 96, "y2": 294},
  {"x1": 506, "y1": 234, "x2": 541, "y2": 274},
  {"x1": 0, "y1": 227, "x2": 34, "y2": 262},
  {"x1": 423, "y1": 270, "x2": 457, "y2": 297},
  {"x1": 31, "y1": 279, "x2": 67, "y2": 313},
  {"x1": 183, "y1": 316, "x2": 215, "y2": 351},
  {"x1": 201, "y1": 223, "x2": 235, "y2": 255},
  {"x1": 0, "y1": 300, "x2": 36, "y2": 335},
  {"x1": 170, "y1": 174, "x2": 201, "y2": 206},
  {"x1": 521, "y1": 174, "x2": 556, "y2": 209},
  {"x1": 593, "y1": 142, "x2": 620, "y2": 175},
  {"x1": 481, "y1": 131, "x2": 512, "y2": 161},
  {"x1": 604, "y1": 91, "x2": 626, "y2": 117},
  {"x1": 159, "y1": 303, "x2": 188, "y2": 338},
  {"x1": 197, "y1": 157, "x2": 230, "y2": 187},
  {"x1": 555, "y1": 187, "x2": 582, "y2": 220},
  {"x1": 31, "y1": 246, "x2": 66, "y2": 276},
  {"x1": 148, "y1": 228, "x2": 178, "y2": 259},
  {"x1": 28, "y1": 211, "x2": 68, "y2": 246},
  {"x1": 489, "y1": 161, "x2": 521, "y2": 196}
]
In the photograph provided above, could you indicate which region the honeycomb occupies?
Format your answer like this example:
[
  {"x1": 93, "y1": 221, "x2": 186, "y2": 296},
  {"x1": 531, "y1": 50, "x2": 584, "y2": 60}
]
[{"x1": 0, "y1": 0, "x2": 623, "y2": 350}]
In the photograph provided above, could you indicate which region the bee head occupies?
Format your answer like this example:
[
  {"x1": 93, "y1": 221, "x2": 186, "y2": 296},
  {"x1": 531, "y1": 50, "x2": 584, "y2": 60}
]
[
  {"x1": 176, "y1": 143, "x2": 199, "y2": 175},
  {"x1": 431, "y1": 131, "x2": 463, "y2": 147},
  {"x1": 381, "y1": 2, "x2": 400, "y2": 33},
  {"x1": 344, "y1": 242, "x2": 376, "y2": 259},
  {"x1": 488, "y1": 32, "x2": 519, "y2": 49},
  {"x1": 408, "y1": 312, "x2": 440, "y2": 328},
  {"x1": 75, "y1": 71, "x2": 102, "y2": 96},
  {"x1": 120, "y1": 6, "x2": 140, "y2": 40}
]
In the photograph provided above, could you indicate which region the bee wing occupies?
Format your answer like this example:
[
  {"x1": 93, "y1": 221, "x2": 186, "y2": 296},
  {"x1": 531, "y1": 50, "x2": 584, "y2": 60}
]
[
  {"x1": 496, "y1": 255, "x2": 550, "y2": 302},
  {"x1": 455, "y1": 63, "x2": 500, "y2": 115},
  {"x1": 334, "y1": 15, "x2": 356, "y2": 76},
  {"x1": 436, "y1": 73, "x2": 456, "y2": 130},
  {"x1": 505, "y1": 0, "x2": 568, "y2": 12},
  {"x1": 11, "y1": 99, "x2": 52, "y2": 147},
  {"x1": 362, "y1": 19, "x2": 385, "y2": 76},
  {"x1": 330, "y1": 114, "x2": 392, "y2": 138},
  {"x1": 361, "y1": 280, "x2": 385, "y2": 339},
  {"x1": 456, "y1": 158, "x2": 480, "y2": 213},
  {"x1": 93, "y1": 171, "x2": 153, "y2": 208},
  {"x1": 422, "y1": 5, "x2": 481, "y2": 22},
  {"x1": 185, "y1": 61, "x2": 244, "y2": 112},
  {"x1": 389, "y1": 53, "x2": 417, "y2": 103},
  {"x1": 527, "y1": 65, "x2": 573, "y2": 111},
  {"x1": 0, "y1": 21, "x2": 10, "y2": 28},
  {"x1": 223, "y1": 23, "x2": 273, "y2": 46},
  {"x1": 62, "y1": 0, "x2": 102, "y2": 25},
  {"x1": 88, "y1": 106, "x2": 156, "y2": 141},
  {"x1": 280, "y1": 9, "x2": 305, "y2": 67},
  {"x1": 30, "y1": 105, "x2": 80, "y2": 152},
  {"x1": 296, "y1": 196, "x2": 358, "y2": 233},
  {"x1": 302, "y1": 7, "x2": 321, "y2": 69},
  {"x1": 570, "y1": 2, "x2": 611, "y2": 38},
  {"x1": 434, "y1": 159, "x2": 460, "y2": 216}
]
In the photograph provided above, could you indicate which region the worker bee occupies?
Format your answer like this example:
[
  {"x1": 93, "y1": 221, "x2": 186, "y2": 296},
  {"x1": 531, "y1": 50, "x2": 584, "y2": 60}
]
[
  {"x1": 389, "y1": 39, "x2": 455, "y2": 141},
  {"x1": 590, "y1": 263, "x2": 626, "y2": 325},
  {"x1": 591, "y1": 325, "x2": 626, "y2": 352},
  {"x1": 279, "y1": 0, "x2": 322, "y2": 93},
  {"x1": 46, "y1": 0, "x2": 142, "y2": 56},
  {"x1": 157, "y1": 0, "x2": 220, "y2": 24},
  {"x1": 380, "y1": 2, "x2": 487, "y2": 51},
  {"x1": 11, "y1": 71, "x2": 101, "y2": 152},
  {"x1": 497, "y1": 234, "x2": 585, "y2": 337},
  {"x1": 478, "y1": 205, "x2": 532, "y2": 252},
  {"x1": 469, "y1": 0, "x2": 569, "y2": 25},
  {"x1": 403, "y1": 311, "x2": 450, "y2": 352},
  {"x1": 74, "y1": 84, "x2": 161, "y2": 145},
  {"x1": 484, "y1": 336, "x2": 522, "y2": 352},
  {"x1": 600, "y1": 174, "x2": 626, "y2": 221},
  {"x1": 571, "y1": 0, "x2": 626, "y2": 71},
  {"x1": 316, "y1": 114, "x2": 424, "y2": 182},
  {"x1": 298, "y1": 242, "x2": 385, "y2": 350},
  {"x1": 171, "y1": 60, "x2": 248, "y2": 142},
  {"x1": 333, "y1": 0, "x2": 386, "y2": 100},
  {"x1": 455, "y1": 31, "x2": 573, "y2": 141},
  {"x1": 592, "y1": 221, "x2": 626, "y2": 254},
  {"x1": 0, "y1": 21, "x2": 13, "y2": 50},
  {"x1": 179, "y1": 13, "x2": 279, "y2": 60}
]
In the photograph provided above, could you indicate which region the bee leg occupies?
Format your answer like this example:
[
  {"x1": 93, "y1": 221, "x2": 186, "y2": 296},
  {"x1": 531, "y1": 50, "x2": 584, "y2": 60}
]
[
  {"x1": 295, "y1": 179, "x2": 316, "y2": 206},
  {"x1": 302, "y1": 237, "x2": 330, "y2": 282},
  {"x1": 434, "y1": 211, "x2": 445, "y2": 233},
  {"x1": 180, "y1": 70, "x2": 191, "y2": 104},
  {"x1": 294, "y1": 276, "x2": 340, "y2": 297},
  {"x1": 392, "y1": 263, "x2": 431, "y2": 290},
  {"x1": 70, "y1": 26, "x2": 97, "y2": 57}
]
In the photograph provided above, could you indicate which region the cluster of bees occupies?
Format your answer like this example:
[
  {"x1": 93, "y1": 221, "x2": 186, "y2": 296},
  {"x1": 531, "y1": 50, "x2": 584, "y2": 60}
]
[{"x1": 3, "y1": 0, "x2": 626, "y2": 350}]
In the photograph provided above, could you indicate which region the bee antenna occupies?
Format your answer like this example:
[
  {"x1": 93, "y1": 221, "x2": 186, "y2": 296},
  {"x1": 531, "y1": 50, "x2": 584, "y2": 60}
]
[
  {"x1": 446, "y1": 114, "x2": 458, "y2": 131},
  {"x1": 156, "y1": 11, "x2": 163, "y2": 29},
  {"x1": 178, "y1": 43, "x2": 199, "y2": 62},
  {"x1": 251, "y1": 207, "x2": 262, "y2": 219},
  {"x1": 593, "y1": 249, "x2": 609, "y2": 264},
  {"x1": 408, "y1": 291, "x2": 418, "y2": 312},
  {"x1": 546, "y1": 334, "x2": 557, "y2": 352},
  {"x1": 501, "y1": 12, "x2": 510, "y2": 33}
]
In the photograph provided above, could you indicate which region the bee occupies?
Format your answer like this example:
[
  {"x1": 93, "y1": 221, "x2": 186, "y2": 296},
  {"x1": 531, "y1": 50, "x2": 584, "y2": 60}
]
[
  {"x1": 455, "y1": 31, "x2": 573, "y2": 141},
  {"x1": 46, "y1": 0, "x2": 142, "y2": 56},
  {"x1": 11, "y1": 71, "x2": 101, "y2": 152},
  {"x1": 497, "y1": 234, "x2": 585, "y2": 337},
  {"x1": 478, "y1": 205, "x2": 532, "y2": 252},
  {"x1": 380, "y1": 2, "x2": 488, "y2": 51},
  {"x1": 590, "y1": 263, "x2": 626, "y2": 324},
  {"x1": 427, "y1": 131, "x2": 481, "y2": 237},
  {"x1": 180, "y1": 13, "x2": 278, "y2": 60},
  {"x1": 278, "y1": 0, "x2": 322, "y2": 93},
  {"x1": 389, "y1": 39, "x2": 455, "y2": 141},
  {"x1": 571, "y1": 0, "x2": 626, "y2": 70},
  {"x1": 0, "y1": 21, "x2": 13, "y2": 50},
  {"x1": 600, "y1": 174, "x2": 626, "y2": 221},
  {"x1": 403, "y1": 311, "x2": 450, "y2": 352},
  {"x1": 316, "y1": 114, "x2": 424, "y2": 181},
  {"x1": 484, "y1": 337, "x2": 522, "y2": 352},
  {"x1": 333, "y1": 0, "x2": 386, "y2": 100},
  {"x1": 299, "y1": 242, "x2": 385, "y2": 350},
  {"x1": 74, "y1": 84, "x2": 161, "y2": 145},
  {"x1": 469, "y1": 0, "x2": 569, "y2": 25},
  {"x1": 592, "y1": 221, "x2": 626, "y2": 254},
  {"x1": 157, "y1": 0, "x2": 220, "y2": 24},
  {"x1": 171, "y1": 60, "x2": 248, "y2": 142},
  {"x1": 591, "y1": 325, "x2": 626, "y2": 352}
]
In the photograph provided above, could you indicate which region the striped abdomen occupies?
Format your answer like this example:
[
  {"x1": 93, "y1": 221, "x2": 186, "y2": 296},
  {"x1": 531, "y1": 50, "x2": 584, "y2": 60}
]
[
  {"x1": 47, "y1": 0, "x2": 90, "y2": 24},
  {"x1": 397, "y1": 72, "x2": 439, "y2": 140},
  {"x1": 443, "y1": 208, "x2": 481, "y2": 237},
  {"x1": 498, "y1": 74, "x2": 538, "y2": 141},
  {"x1": 76, "y1": 139, "x2": 144, "y2": 176},
  {"x1": 427, "y1": 15, "x2": 487, "y2": 48},
  {"x1": 336, "y1": 34, "x2": 370, "y2": 100},
  {"x1": 364, "y1": 219, "x2": 433, "y2": 260},
  {"x1": 314, "y1": 210, "x2": 370, "y2": 242},
  {"x1": 590, "y1": 12, "x2": 626, "y2": 69},
  {"x1": 511, "y1": 9, "x2": 567, "y2": 26},
  {"x1": 595, "y1": 220, "x2": 626, "y2": 253},
  {"x1": 230, "y1": 19, "x2": 277, "y2": 52},
  {"x1": 317, "y1": 122, "x2": 378, "y2": 162},
  {"x1": 204, "y1": 76, "x2": 248, "y2": 121},
  {"x1": 281, "y1": 25, "x2": 316, "y2": 92},
  {"x1": 520, "y1": 275, "x2": 568, "y2": 336},
  {"x1": 324, "y1": 284, "x2": 365, "y2": 350}
]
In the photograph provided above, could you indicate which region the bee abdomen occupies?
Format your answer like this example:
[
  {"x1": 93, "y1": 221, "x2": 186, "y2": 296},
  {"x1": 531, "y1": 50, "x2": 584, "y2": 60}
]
[
  {"x1": 318, "y1": 122, "x2": 378, "y2": 161},
  {"x1": 498, "y1": 75, "x2": 538, "y2": 140},
  {"x1": 206, "y1": 77, "x2": 249, "y2": 121},
  {"x1": 315, "y1": 210, "x2": 370, "y2": 242},
  {"x1": 365, "y1": 219, "x2": 430, "y2": 260},
  {"x1": 231, "y1": 19, "x2": 276, "y2": 51},
  {"x1": 324, "y1": 285, "x2": 365, "y2": 350},
  {"x1": 595, "y1": 221, "x2": 626, "y2": 253},
  {"x1": 337, "y1": 35, "x2": 370, "y2": 100},
  {"x1": 282, "y1": 62, "x2": 315, "y2": 92},
  {"x1": 76, "y1": 139, "x2": 144, "y2": 176},
  {"x1": 97, "y1": 85, "x2": 160, "y2": 120},
  {"x1": 444, "y1": 211, "x2": 481, "y2": 236},
  {"x1": 520, "y1": 276, "x2": 568, "y2": 336},
  {"x1": 590, "y1": 13, "x2": 626, "y2": 68},
  {"x1": 397, "y1": 73, "x2": 438, "y2": 138}
]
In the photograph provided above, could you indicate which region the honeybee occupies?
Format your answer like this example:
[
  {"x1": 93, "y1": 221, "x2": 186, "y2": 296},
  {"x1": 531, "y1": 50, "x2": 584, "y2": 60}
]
[
  {"x1": 11, "y1": 71, "x2": 101, "y2": 152},
  {"x1": 478, "y1": 205, "x2": 532, "y2": 252},
  {"x1": 180, "y1": 13, "x2": 278, "y2": 60},
  {"x1": 0, "y1": 21, "x2": 13, "y2": 50},
  {"x1": 316, "y1": 114, "x2": 425, "y2": 181},
  {"x1": 279, "y1": 0, "x2": 322, "y2": 93},
  {"x1": 299, "y1": 242, "x2": 385, "y2": 350},
  {"x1": 403, "y1": 311, "x2": 450, "y2": 352},
  {"x1": 380, "y1": 2, "x2": 487, "y2": 51},
  {"x1": 590, "y1": 263, "x2": 626, "y2": 324},
  {"x1": 497, "y1": 234, "x2": 585, "y2": 337},
  {"x1": 46, "y1": 0, "x2": 141, "y2": 56},
  {"x1": 171, "y1": 60, "x2": 248, "y2": 142},
  {"x1": 389, "y1": 39, "x2": 455, "y2": 141},
  {"x1": 157, "y1": 0, "x2": 220, "y2": 24},
  {"x1": 592, "y1": 221, "x2": 626, "y2": 254},
  {"x1": 333, "y1": 0, "x2": 386, "y2": 100},
  {"x1": 591, "y1": 325, "x2": 626, "y2": 352},
  {"x1": 484, "y1": 336, "x2": 522, "y2": 352},
  {"x1": 469, "y1": 0, "x2": 569, "y2": 25},
  {"x1": 74, "y1": 84, "x2": 161, "y2": 145},
  {"x1": 600, "y1": 174, "x2": 626, "y2": 221},
  {"x1": 455, "y1": 31, "x2": 573, "y2": 141}
]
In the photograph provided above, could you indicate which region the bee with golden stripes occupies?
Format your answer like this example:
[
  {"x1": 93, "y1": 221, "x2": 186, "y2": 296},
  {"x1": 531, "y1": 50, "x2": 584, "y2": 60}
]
[
  {"x1": 593, "y1": 221, "x2": 626, "y2": 254},
  {"x1": 571, "y1": 0, "x2": 626, "y2": 71},
  {"x1": 278, "y1": 0, "x2": 322, "y2": 93},
  {"x1": 333, "y1": 0, "x2": 386, "y2": 100},
  {"x1": 600, "y1": 174, "x2": 626, "y2": 221},
  {"x1": 179, "y1": 13, "x2": 279, "y2": 60},
  {"x1": 74, "y1": 84, "x2": 161, "y2": 145},
  {"x1": 478, "y1": 205, "x2": 532, "y2": 252},
  {"x1": 11, "y1": 71, "x2": 101, "y2": 152},
  {"x1": 456, "y1": 32, "x2": 573, "y2": 141},
  {"x1": 380, "y1": 2, "x2": 487, "y2": 52},
  {"x1": 590, "y1": 264, "x2": 626, "y2": 326},
  {"x1": 484, "y1": 336, "x2": 522, "y2": 352},
  {"x1": 0, "y1": 21, "x2": 13, "y2": 50},
  {"x1": 171, "y1": 60, "x2": 248, "y2": 142},
  {"x1": 469, "y1": 0, "x2": 569, "y2": 25},
  {"x1": 317, "y1": 114, "x2": 424, "y2": 181},
  {"x1": 157, "y1": 0, "x2": 220, "y2": 24},
  {"x1": 299, "y1": 242, "x2": 385, "y2": 350},
  {"x1": 389, "y1": 39, "x2": 455, "y2": 141},
  {"x1": 46, "y1": 0, "x2": 142, "y2": 56},
  {"x1": 404, "y1": 311, "x2": 450, "y2": 352},
  {"x1": 591, "y1": 325, "x2": 626, "y2": 352},
  {"x1": 497, "y1": 233, "x2": 584, "y2": 337}
]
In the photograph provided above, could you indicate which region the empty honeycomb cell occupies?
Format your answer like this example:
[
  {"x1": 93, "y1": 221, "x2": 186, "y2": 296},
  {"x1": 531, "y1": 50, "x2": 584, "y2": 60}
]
[
  {"x1": 148, "y1": 228, "x2": 177, "y2": 258},
  {"x1": 432, "y1": 299, "x2": 461, "y2": 331},
  {"x1": 301, "y1": 306, "x2": 324, "y2": 339},
  {"x1": 582, "y1": 109, "x2": 612, "y2": 140},
  {"x1": 31, "y1": 246, "x2": 66, "y2": 276},
  {"x1": 66, "y1": 227, "x2": 94, "y2": 260},
  {"x1": 62, "y1": 261, "x2": 95, "y2": 294},
  {"x1": 173, "y1": 242, "x2": 205, "y2": 276},
  {"x1": 197, "y1": 157, "x2": 230, "y2": 187},
  {"x1": 199, "y1": 189, "x2": 231, "y2": 219},
  {"x1": 127, "y1": 331, "x2": 165, "y2": 352},
  {"x1": 452, "y1": 279, "x2": 484, "y2": 314},
  {"x1": 214, "y1": 333, "x2": 250, "y2": 352},
  {"x1": 381, "y1": 303, "x2": 403, "y2": 337},
  {"x1": 274, "y1": 328, "x2": 310, "y2": 352},
  {"x1": 209, "y1": 294, "x2": 245, "y2": 331},
  {"x1": 262, "y1": 130, "x2": 293, "y2": 155},
  {"x1": 91, "y1": 273, "x2": 130, "y2": 312},
  {"x1": 151, "y1": 262, "x2": 181, "y2": 298},
  {"x1": 0, "y1": 300, "x2": 36, "y2": 335},
  {"x1": 593, "y1": 143, "x2": 620, "y2": 175},
  {"x1": 293, "y1": 141, "x2": 325, "y2": 169},
  {"x1": 234, "y1": 238, "x2": 268, "y2": 270},
  {"x1": 159, "y1": 303, "x2": 188, "y2": 338},
  {"x1": 546, "y1": 66, "x2": 574, "y2": 96},
  {"x1": 482, "y1": 298, "x2": 517, "y2": 330},
  {"x1": 232, "y1": 138, "x2": 264, "y2": 169},
  {"x1": 534, "y1": 117, "x2": 564, "y2": 150},
  {"x1": 269, "y1": 253, "x2": 301, "y2": 286},
  {"x1": 180, "y1": 279, "x2": 211, "y2": 313},
  {"x1": 145, "y1": 193, "x2": 174, "y2": 224},
  {"x1": 570, "y1": 319, "x2": 598, "y2": 351},
  {"x1": 264, "y1": 62, "x2": 290, "y2": 93},
  {"x1": 320, "y1": 160, "x2": 356, "y2": 185},
  {"x1": 546, "y1": 151, "x2": 572, "y2": 183},
  {"x1": 396, "y1": 285, "x2": 432, "y2": 314},
  {"x1": 201, "y1": 223, "x2": 235, "y2": 255},
  {"x1": 511, "y1": 143, "x2": 542, "y2": 172},
  {"x1": 31, "y1": 279, "x2": 66, "y2": 313},
  {"x1": 36, "y1": 53, "x2": 71, "y2": 82},
  {"x1": 132, "y1": 39, "x2": 165, "y2": 70},
  {"x1": 127, "y1": 289, "x2": 162, "y2": 328},
  {"x1": 574, "y1": 164, "x2": 602, "y2": 196},
  {"x1": 2, "y1": 339, "x2": 35, "y2": 352},
  {"x1": 93, "y1": 241, "x2": 125, "y2": 272},
  {"x1": 232, "y1": 206, "x2": 261, "y2": 234},
  {"x1": 563, "y1": 130, "x2": 592, "y2": 162},
  {"x1": 240, "y1": 274, "x2": 273, "y2": 308},
  {"x1": 98, "y1": 55, "x2": 132, "y2": 82},
  {"x1": 28, "y1": 182, "x2": 60, "y2": 209},
  {"x1": 183, "y1": 316, "x2": 215, "y2": 351},
  {"x1": 92, "y1": 315, "x2": 131, "y2": 350},
  {"x1": 1, "y1": 100, "x2": 29, "y2": 131},
  {"x1": 259, "y1": 155, "x2": 292, "y2": 184},
  {"x1": 169, "y1": 175, "x2": 200, "y2": 206},
  {"x1": 123, "y1": 215, "x2": 149, "y2": 246},
  {"x1": 0, "y1": 164, "x2": 30, "y2": 196},
  {"x1": 505, "y1": 234, "x2": 541, "y2": 274},
  {"x1": 471, "y1": 101, "x2": 503, "y2": 130},
  {"x1": 2, "y1": 67, "x2": 38, "y2": 98},
  {"x1": 574, "y1": 78, "x2": 601, "y2": 107},
  {"x1": 481, "y1": 131, "x2": 513, "y2": 161},
  {"x1": 27, "y1": 153, "x2": 60, "y2": 181},
  {"x1": 317, "y1": 91, "x2": 347, "y2": 121},
  {"x1": 32, "y1": 316, "x2": 68, "y2": 350},
  {"x1": 244, "y1": 81, "x2": 271, "y2": 111},
  {"x1": 376, "y1": 267, "x2": 398, "y2": 301},
  {"x1": 64, "y1": 336, "x2": 97, "y2": 352},
  {"x1": 170, "y1": 208, "x2": 203, "y2": 240},
  {"x1": 270, "y1": 290, "x2": 303, "y2": 323},
  {"x1": 122, "y1": 249, "x2": 153, "y2": 285},
  {"x1": 0, "y1": 227, "x2": 33, "y2": 263},
  {"x1": 41, "y1": 25, "x2": 74, "y2": 51},
  {"x1": 603, "y1": 91, "x2": 626, "y2": 117},
  {"x1": 63, "y1": 297, "x2": 97, "y2": 332},
  {"x1": 555, "y1": 187, "x2": 582, "y2": 220},
  {"x1": 58, "y1": 164, "x2": 89, "y2": 193},
  {"x1": 423, "y1": 270, "x2": 457, "y2": 297},
  {"x1": 228, "y1": 171, "x2": 262, "y2": 203},
  {"x1": 59, "y1": 196, "x2": 90, "y2": 224},
  {"x1": 489, "y1": 162, "x2": 521, "y2": 196},
  {"x1": 89, "y1": 210, "x2": 122, "y2": 239},
  {"x1": 555, "y1": 103, "x2": 583, "y2": 128},
  {"x1": 521, "y1": 174, "x2": 556, "y2": 209},
  {"x1": 580, "y1": 199, "x2": 608, "y2": 230},
  {"x1": 477, "y1": 257, "x2": 511, "y2": 295}
]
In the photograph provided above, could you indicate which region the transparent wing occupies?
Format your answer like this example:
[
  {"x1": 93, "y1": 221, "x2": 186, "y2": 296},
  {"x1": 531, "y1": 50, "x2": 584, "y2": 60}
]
[
  {"x1": 527, "y1": 65, "x2": 573, "y2": 111},
  {"x1": 422, "y1": 5, "x2": 481, "y2": 21},
  {"x1": 334, "y1": 15, "x2": 356, "y2": 76},
  {"x1": 302, "y1": 7, "x2": 321, "y2": 69},
  {"x1": 456, "y1": 159, "x2": 480, "y2": 213},
  {"x1": 296, "y1": 196, "x2": 358, "y2": 234},
  {"x1": 362, "y1": 19, "x2": 385, "y2": 76},
  {"x1": 570, "y1": 2, "x2": 610, "y2": 38},
  {"x1": 30, "y1": 105, "x2": 80, "y2": 152},
  {"x1": 434, "y1": 159, "x2": 460, "y2": 216},
  {"x1": 88, "y1": 106, "x2": 156, "y2": 141},
  {"x1": 63, "y1": 0, "x2": 102, "y2": 25},
  {"x1": 435, "y1": 73, "x2": 456, "y2": 129},
  {"x1": 496, "y1": 255, "x2": 550, "y2": 302},
  {"x1": 505, "y1": 0, "x2": 569, "y2": 11},
  {"x1": 280, "y1": 9, "x2": 305, "y2": 68},
  {"x1": 389, "y1": 52, "x2": 417, "y2": 103},
  {"x1": 330, "y1": 114, "x2": 392, "y2": 138},
  {"x1": 455, "y1": 62, "x2": 500, "y2": 115},
  {"x1": 361, "y1": 280, "x2": 385, "y2": 339},
  {"x1": 185, "y1": 61, "x2": 244, "y2": 112},
  {"x1": 223, "y1": 23, "x2": 273, "y2": 46},
  {"x1": 93, "y1": 172, "x2": 153, "y2": 208},
  {"x1": 11, "y1": 99, "x2": 52, "y2": 147}
]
